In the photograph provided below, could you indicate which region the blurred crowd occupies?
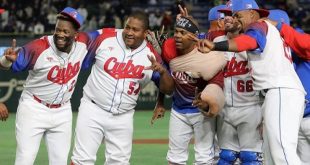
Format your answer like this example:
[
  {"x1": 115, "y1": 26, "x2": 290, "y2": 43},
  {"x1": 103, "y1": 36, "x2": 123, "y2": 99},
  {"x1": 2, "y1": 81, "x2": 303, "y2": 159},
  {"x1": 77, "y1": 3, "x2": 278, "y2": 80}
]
[{"x1": 0, "y1": 0, "x2": 309, "y2": 35}]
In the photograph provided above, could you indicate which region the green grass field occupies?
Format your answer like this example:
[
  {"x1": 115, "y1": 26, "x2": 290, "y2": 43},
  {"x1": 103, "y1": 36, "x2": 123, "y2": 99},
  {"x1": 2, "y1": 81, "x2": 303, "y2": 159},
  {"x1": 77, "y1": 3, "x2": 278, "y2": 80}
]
[{"x1": 0, "y1": 111, "x2": 195, "y2": 165}]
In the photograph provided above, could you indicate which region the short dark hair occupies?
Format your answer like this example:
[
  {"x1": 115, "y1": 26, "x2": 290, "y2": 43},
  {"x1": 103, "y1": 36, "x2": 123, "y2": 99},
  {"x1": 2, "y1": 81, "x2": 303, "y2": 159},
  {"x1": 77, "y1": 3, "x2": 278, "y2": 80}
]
[
  {"x1": 128, "y1": 10, "x2": 149, "y2": 30},
  {"x1": 56, "y1": 14, "x2": 79, "y2": 30}
]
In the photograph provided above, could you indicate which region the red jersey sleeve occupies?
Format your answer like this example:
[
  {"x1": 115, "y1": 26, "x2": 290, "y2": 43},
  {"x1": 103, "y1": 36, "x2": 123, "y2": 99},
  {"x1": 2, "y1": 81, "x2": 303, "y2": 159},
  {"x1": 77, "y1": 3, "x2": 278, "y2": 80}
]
[
  {"x1": 162, "y1": 37, "x2": 177, "y2": 63},
  {"x1": 280, "y1": 24, "x2": 310, "y2": 60},
  {"x1": 208, "y1": 71, "x2": 224, "y2": 89}
]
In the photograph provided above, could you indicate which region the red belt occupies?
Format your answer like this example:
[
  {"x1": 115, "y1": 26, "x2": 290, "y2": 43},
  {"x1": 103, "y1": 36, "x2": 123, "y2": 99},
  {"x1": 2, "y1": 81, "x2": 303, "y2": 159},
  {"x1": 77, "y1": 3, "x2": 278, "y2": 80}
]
[{"x1": 33, "y1": 95, "x2": 64, "y2": 108}]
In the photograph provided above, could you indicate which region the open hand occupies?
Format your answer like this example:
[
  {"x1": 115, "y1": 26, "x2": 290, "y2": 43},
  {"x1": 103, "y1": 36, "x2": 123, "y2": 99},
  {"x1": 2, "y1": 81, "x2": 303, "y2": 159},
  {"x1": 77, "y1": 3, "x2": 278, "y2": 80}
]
[
  {"x1": 176, "y1": 4, "x2": 189, "y2": 21},
  {"x1": 145, "y1": 55, "x2": 166, "y2": 75}
]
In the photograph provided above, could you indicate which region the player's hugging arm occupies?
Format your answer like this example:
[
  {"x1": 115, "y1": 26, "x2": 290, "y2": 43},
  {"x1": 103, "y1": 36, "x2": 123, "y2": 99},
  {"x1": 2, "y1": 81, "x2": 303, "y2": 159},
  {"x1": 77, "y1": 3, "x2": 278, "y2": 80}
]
[{"x1": 200, "y1": 71, "x2": 225, "y2": 117}]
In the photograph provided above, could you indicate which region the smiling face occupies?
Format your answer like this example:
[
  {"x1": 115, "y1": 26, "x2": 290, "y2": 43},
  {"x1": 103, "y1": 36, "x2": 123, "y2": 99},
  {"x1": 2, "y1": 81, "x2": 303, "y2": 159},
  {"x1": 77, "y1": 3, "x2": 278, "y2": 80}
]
[
  {"x1": 224, "y1": 15, "x2": 241, "y2": 33},
  {"x1": 233, "y1": 10, "x2": 258, "y2": 31},
  {"x1": 173, "y1": 27, "x2": 196, "y2": 55},
  {"x1": 122, "y1": 17, "x2": 147, "y2": 49},
  {"x1": 53, "y1": 19, "x2": 78, "y2": 53}
]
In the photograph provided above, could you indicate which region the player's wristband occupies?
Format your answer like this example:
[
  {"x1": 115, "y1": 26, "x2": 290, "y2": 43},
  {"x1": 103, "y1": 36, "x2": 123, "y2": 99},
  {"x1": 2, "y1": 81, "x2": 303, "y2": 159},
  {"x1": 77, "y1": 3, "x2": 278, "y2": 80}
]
[
  {"x1": 213, "y1": 41, "x2": 229, "y2": 51},
  {"x1": 0, "y1": 56, "x2": 12, "y2": 68}
]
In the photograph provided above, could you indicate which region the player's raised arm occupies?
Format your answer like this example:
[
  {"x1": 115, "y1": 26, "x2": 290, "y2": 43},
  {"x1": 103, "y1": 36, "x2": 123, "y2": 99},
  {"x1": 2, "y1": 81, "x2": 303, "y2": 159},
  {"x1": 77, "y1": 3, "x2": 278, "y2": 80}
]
[
  {"x1": 0, "y1": 39, "x2": 19, "y2": 69},
  {"x1": 276, "y1": 22, "x2": 310, "y2": 59},
  {"x1": 145, "y1": 55, "x2": 174, "y2": 95},
  {"x1": 266, "y1": 9, "x2": 310, "y2": 59}
]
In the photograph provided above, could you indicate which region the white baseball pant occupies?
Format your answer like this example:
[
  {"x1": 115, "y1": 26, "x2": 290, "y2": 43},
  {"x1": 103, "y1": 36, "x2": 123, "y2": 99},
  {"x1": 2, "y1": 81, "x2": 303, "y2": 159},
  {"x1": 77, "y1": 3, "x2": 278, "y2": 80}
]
[
  {"x1": 167, "y1": 109, "x2": 215, "y2": 165},
  {"x1": 15, "y1": 95, "x2": 72, "y2": 165},
  {"x1": 71, "y1": 96, "x2": 134, "y2": 165},
  {"x1": 262, "y1": 88, "x2": 305, "y2": 165}
]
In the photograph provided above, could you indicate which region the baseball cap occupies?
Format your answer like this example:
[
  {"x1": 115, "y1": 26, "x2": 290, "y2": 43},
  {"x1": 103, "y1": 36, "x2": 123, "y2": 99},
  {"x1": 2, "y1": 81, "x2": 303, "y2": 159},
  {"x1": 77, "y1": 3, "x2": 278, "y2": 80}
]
[
  {"x1": 0, "y1": 8, "x2": 5, "y2": 14},
  {"x1": 218, "y1": 1, "x2": 233, "y2": 16},
  {"x1": 231, "y1": 0, "x2": 269, "y2": 17},
  {"x1": 268, "y1": 9, "x2": 290, "y2": 26},
  {"x1": 59, "y1": 7, "x2": 84, "y2": 29},
  {"x1": 208, "y1": 5, "x2": 227, "y2": 21}
]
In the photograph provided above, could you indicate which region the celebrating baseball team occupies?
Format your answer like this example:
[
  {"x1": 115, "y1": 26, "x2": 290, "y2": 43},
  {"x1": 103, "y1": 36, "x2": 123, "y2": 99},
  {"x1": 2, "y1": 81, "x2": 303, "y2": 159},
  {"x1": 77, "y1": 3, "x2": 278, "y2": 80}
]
[{"x1": 1, "y1": 0, "x2": 310, "y2": 164}]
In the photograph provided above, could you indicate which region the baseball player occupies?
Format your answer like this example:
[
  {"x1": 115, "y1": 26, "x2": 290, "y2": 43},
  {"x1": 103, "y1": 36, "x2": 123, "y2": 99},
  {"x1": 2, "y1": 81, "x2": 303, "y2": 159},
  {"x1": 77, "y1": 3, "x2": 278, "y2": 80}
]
[
  {"x1": 205, "y1": 5, "x2": 229, "y2": 164},
  {"x1": 207, "y1": 5, "x2": 226, "y2": 41},
  {"x1": 268, "y1": 9, "x2": 310, "y2": 165},
  {"x1": 155, "y1": 15, "x2": 226, "y2": 164},
  {"x1": 215, "y1": 6, "x2": 263, "y2": 164},
  {"x1": 0, "y1": 7, "x2": 93, "y2": 165},
  {"x1": 70, "y1": 10, "x2": 170, "y2": 165},
  {"x1": 195, "y1": 0, "x2": 305, "y2": 164}
]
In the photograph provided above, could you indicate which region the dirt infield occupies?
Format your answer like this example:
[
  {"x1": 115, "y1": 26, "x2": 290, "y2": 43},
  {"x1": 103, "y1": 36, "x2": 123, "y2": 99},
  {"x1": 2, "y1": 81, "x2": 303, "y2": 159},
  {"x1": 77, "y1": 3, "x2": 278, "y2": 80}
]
[{"x1": 133, "y1": 139, "x2": 194, "y2": 144}]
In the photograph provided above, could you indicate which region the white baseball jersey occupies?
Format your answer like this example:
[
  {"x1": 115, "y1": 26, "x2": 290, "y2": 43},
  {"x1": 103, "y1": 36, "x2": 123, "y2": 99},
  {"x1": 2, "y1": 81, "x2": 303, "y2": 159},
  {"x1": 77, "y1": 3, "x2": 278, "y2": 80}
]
[
  {"x1": 247, "y1": 21, "x2": 304, "y2": 92},
  {"x1": 12, "y1": 33, "x2": 92, "y2": 165},
  {"x1": 215, "y1": 36, "x2": 261, "y2": 107},
  {"x1": 12, "y1": 34, "x2": 90, "y2": 104},
  {"x1": 243, "y1": 21, "x2": 305, "y2": 165},
  {"x1": 82, "y1": 28, "x2": 160, "y2": 114}
]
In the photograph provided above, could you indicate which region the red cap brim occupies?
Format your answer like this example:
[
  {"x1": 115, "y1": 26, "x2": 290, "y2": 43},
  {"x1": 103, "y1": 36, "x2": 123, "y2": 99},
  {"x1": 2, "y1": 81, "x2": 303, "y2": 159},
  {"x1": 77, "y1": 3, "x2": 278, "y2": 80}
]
[
  {"x1": 254, "y1": 9, "x2": 269, "y2": 17},
  {"x1": 218, "y1": 9, "x2": 232, "y2": 16}
]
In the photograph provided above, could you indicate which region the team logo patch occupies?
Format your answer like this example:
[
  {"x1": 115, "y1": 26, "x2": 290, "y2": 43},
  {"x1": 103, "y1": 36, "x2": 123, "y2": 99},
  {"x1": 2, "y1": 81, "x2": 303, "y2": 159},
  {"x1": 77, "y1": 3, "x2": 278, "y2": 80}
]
[
  {"x1": 224, "y1": 57, "x2": 250, "y2": 77},
  {"x1": 70, "y1": 11, "x2": 78, "y2": 18},
  {"x1": 47, "y1": 61, "x2": 80, "y2": 84},
  {"x1": 108, "y1": 46, "x2": 114, "y2": 51},
  {"x1": 104, "y1": 57, "x2": 145, "y2": 79},
  {"x1": 246, "y1": 4, "x2": 253, "y2": 9},
  {"x1": 173, "y1": 72, "x2": 198, "y2": 84},
  {"x1": 46, "y1": 57, "x2": 54, "y2": 62}
]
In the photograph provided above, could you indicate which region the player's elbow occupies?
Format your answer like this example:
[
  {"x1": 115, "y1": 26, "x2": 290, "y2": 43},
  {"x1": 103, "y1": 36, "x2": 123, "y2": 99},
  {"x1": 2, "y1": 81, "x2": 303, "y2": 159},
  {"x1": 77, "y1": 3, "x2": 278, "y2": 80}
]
[{"x1": 159, "y1": 86, "x2": 174, "y2": 95}]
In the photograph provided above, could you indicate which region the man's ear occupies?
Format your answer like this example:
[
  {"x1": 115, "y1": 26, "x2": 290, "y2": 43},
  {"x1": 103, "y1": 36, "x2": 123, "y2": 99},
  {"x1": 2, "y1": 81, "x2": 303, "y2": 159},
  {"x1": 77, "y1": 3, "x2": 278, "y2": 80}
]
[
  {"x1": 250, "y1": 10, "x2": 260, "y2": 19},
  {"x1": 144, "y1": 29, "x2": 148, "y2": 39}
]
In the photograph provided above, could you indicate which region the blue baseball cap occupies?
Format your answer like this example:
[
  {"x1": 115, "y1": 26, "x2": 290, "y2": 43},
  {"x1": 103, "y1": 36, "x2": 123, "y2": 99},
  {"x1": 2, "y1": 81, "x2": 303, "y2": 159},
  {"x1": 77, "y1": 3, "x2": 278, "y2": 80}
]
[
  {"x1": 268, "y1": 9, "x2": 290, "y2": 25},
  {"x1": 231, "y1": 0, "x2": 269, "y2": 17},
  {"x1": 208, "y1": 5, "x2": 227, "y2": 21},
  {"x1": 59, "y1": 7, "x2": 84, "y2": 29},
  {"x1": 218, "y1": 1, "x2": 233, "y2": 16}
]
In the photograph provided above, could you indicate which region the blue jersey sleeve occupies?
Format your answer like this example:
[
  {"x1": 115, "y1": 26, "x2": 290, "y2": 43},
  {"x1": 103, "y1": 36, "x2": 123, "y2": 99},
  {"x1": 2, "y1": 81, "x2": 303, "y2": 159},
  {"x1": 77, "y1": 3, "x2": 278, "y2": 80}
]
[
  {"x1": 245, "y1": 22, "x2": 268, "y2": 52},
  {"x1": 11, "y1": 47, "x2": 32, "y2": 72},
  {"x1": 12, "y1": 38, "x2": 48, "y2": 72},
  {"x1": 151, "y1": 62, "x2": 170, "y2": 88},
  {"x1": 81, "y1": 30, "x2": 101, "y2": 70}
]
